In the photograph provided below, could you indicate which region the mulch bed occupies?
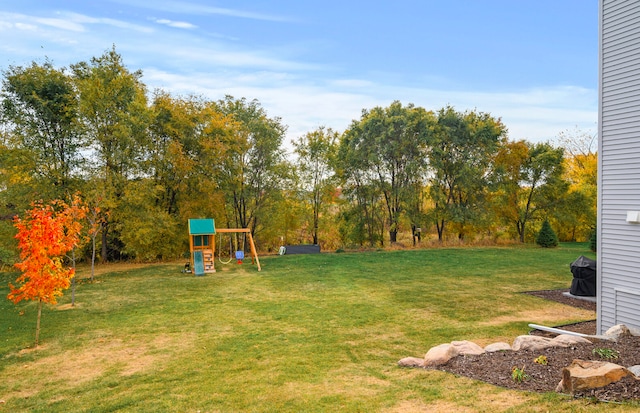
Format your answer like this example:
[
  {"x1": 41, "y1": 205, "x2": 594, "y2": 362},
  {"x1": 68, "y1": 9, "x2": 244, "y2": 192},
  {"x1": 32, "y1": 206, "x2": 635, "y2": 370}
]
[{"x1": 430, "y1": 289, "x2": 640, "y2": 402}]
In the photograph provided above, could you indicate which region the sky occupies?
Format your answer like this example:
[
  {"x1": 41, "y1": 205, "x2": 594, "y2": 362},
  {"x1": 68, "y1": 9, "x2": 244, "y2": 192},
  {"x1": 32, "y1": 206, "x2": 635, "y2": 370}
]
[{"x1": 0, "y1": 1, "x2": 598, "y2": 149}]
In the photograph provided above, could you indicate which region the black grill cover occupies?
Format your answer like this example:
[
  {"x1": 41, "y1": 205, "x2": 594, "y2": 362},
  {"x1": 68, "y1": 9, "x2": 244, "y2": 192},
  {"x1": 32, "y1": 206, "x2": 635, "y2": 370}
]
[{"x1": 569, "y1": 255, "x2": 596, "y2": 297}]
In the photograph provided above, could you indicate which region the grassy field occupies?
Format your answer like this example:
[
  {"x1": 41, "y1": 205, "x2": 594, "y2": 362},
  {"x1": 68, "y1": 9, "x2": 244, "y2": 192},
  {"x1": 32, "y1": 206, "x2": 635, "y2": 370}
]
[{"x1": 1, "y1": 243, "x2": 634, "y2": 412}]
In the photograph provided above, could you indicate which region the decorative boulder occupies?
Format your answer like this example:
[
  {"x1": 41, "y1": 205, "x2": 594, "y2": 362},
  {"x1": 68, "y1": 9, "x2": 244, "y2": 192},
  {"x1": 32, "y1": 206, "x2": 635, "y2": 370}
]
[
  {"x1": 550, "y1": 334, "x2": 592, "y2": 347},
  {"x1": 627, "y1": 365, "x2": 640, "y2": 377},
  {"x1": 604, "y1": 324, "x2": 632, "y2": 341},
  {"x1": 397, "y1": 357, "x2": 425, "y2": 368},
  {"x1": 450, "y1": 340, "x2": 485, "y2": 356},
  {"x1": 559, "y1": 359, "x2": 632, "y2": 394},
  {"x1": 512, "y1": 335, "x2": 554, "y2": 352},
  {"x1": 423, "y1": 340, "x2": 485, "y2": 367},
  {"x1": 424, "y1": 343, "x2": 454, "y2": 367},
  {"x1": 628, "y1": 326, "x2": 640, "y2": 337}
]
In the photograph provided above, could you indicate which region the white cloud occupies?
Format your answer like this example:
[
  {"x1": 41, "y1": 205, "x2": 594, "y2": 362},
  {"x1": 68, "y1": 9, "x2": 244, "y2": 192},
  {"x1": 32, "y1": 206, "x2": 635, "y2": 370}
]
[
  {"x1": 34, "y1": 17, "x2": 84, "y2": 32},
  {"x1": 62, "y1": 12, "x2": 154, "y2": 33},
  {"x1": 109, "y1": 0, "x2": 293, "y2": 22},
  {"x1": 397, "y1": 85, "x2": 597, "y2": 141},
  {"x1": 130, "y1": 39, "x2": 319, "y2": 72},
  {"x1": 154, "y1": 18, "x2": 197, "y2": 30},
  {"x1": 142, "y1": 67, "x2": 597, "y2": 149},
  {"x1": 0, "y1": 11, "x2": 154, "y2": 36},
  {"x1": 13, "y1": 22, "x2": 38, "y2": 31},
  {"x1": 329, "y1": 79, "x2": 376, "y2": 89}
]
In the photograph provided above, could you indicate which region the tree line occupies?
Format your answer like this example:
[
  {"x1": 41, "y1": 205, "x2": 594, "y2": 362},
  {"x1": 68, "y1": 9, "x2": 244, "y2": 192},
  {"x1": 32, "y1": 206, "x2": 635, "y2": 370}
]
[{"x1": 0, "y1": 47, "x2": 597, "y2": 264}]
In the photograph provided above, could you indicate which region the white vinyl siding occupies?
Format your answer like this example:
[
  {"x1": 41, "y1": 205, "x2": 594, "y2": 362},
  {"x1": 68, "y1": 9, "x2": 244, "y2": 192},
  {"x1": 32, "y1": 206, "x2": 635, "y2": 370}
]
[{"x1": 599, "y1": 0, "x2": 640, "y2": 333}]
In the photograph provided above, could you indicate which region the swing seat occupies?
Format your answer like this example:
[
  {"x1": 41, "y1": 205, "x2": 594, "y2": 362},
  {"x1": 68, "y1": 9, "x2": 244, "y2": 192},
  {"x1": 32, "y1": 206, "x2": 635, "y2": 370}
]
[{"x1": 235, "y1": 250, "x2": 244, "y2": 264}]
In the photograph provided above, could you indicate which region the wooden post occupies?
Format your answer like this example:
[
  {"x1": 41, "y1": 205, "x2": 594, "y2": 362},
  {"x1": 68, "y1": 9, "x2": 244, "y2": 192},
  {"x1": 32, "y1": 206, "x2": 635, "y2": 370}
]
[
  {"x1": 247, "y1": 232, "x2": 261, "y2": 272},
  {"x1": 211, "y1": 234, "x2": 216, "y2": 272},
  {"x1": 189, "y1": 234, "x2": 194, "y2": 273}
]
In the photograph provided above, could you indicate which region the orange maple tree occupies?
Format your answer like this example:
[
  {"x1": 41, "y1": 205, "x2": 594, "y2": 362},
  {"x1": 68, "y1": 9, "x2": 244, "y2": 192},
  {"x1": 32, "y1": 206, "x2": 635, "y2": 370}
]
[{"x1": 8, "y1": 197, "x2": 86, "y2": 346}]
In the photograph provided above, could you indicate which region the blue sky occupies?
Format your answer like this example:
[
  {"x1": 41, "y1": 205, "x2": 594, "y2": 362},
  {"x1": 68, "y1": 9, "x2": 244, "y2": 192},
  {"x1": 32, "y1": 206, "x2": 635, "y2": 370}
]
[{"x1": 0, "y1": 1, "x2": 598, "y2": 147}]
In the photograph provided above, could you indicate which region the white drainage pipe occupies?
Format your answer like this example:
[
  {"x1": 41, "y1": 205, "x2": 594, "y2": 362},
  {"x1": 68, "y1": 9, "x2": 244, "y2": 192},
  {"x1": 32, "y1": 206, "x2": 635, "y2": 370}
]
[{"x1": 528, "y1": 323, "x2": 591, "y2": 338}]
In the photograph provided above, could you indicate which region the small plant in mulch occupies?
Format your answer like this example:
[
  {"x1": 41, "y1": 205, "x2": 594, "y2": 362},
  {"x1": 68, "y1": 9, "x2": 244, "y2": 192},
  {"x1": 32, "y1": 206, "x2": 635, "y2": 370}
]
[
  {"x1": 511, "y1": 366, "x2": 530, "y2": 383},
  {"x1": 592, "y1": 348, "x2": 619, "y2": 360},
  {"x1": 534, "y1": 355, "x2": 548, "y2": 365}
]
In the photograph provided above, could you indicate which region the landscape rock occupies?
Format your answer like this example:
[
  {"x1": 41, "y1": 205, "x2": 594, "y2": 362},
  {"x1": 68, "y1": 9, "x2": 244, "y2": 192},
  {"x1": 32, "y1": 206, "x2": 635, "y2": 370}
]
[
  {"x1": 583, "y1": 334, "x2": 614, "y2": 343},
  {"x1": 550, "y1": 334, "x2": 592, "y2": 347},
  {"x1": 627, "y1": 365, "x2": 640, "y2": 377},
  {"x1": 559, "y1": 359, "x2": 632, "y2": 394},
  {"x1": 450, "y1": 340, "x2": 485, "y2": 356},
  {"x1": 512, "y1": 335, "x2": 554, "y2": 352},
  {"x1": 484, "y1": 342, "x2": 512, "y2": 353},
  {"x1": 605, "y1": 324, "x2": 632, "y2": 341},
  {"x1": 423, "y1": 340, "x2": 485, "y2": 367},
  {"x1": 628, "y1": 326, "x2": 640, "y2": 337},
  {"x1": 424, "y1": 343, "x2": 454, "y2": 367},
  {"x1": 397, "y1": 357, "x2": 425, "y2": 368}
]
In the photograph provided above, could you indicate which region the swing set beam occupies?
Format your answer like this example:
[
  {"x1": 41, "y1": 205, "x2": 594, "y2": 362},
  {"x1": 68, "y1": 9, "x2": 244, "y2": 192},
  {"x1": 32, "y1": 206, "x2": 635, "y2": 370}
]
[{"x1": 214, "y1": 228, "x2": 261, "y2": 271}]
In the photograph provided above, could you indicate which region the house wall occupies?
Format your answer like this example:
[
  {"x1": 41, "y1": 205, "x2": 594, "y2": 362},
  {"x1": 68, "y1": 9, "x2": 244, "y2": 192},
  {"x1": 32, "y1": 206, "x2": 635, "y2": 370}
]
[{"x1": 598, "y1": 0, "x2": 640, "y2": 334}]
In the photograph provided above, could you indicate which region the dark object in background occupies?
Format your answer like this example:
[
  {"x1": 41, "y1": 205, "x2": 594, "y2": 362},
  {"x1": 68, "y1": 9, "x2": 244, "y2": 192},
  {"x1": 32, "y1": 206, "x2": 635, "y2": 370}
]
[
  {"x1": 570, "y1": 255, "x2": 596, "y2": 297},
  {"x1": 281, "y1": 245, "x2": 321, "y2": 255}
]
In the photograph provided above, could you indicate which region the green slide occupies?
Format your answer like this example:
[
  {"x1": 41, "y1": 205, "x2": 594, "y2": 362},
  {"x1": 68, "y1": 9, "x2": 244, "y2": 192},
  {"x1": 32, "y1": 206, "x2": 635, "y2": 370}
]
[{"x1": 193, "y1": 250, "x2": 205, "y2": 276}]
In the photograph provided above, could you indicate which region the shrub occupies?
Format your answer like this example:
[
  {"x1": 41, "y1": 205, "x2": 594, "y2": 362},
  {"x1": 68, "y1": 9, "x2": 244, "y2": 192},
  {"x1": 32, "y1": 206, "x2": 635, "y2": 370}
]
[
  {"x1": 536, "y1": 220, "x2": 558, "y2": 248},
  {"x1": 589, "y1": 228, "x2": 597, "y2": 252}
]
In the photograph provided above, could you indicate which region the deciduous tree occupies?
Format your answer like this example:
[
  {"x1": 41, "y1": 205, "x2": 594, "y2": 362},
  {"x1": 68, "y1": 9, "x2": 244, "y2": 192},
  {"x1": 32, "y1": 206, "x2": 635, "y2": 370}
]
[
  {"x1": 1, "y1": 60, "x2": 84, "y2": 201},
  {"x1": 494, "y1": 141, "x2": 568, "y2": 242},
  {"x1": 215, "y1": 96, "x2": 288, "y2": 237},
  {"x1": 339, "y1": 101, "x2": 433, "y2": 243},
  {"x1": 293, "y1": 126, "x2": 338, "y2": 245},
  {"x1": 148, "y1": 93, "x2": 231, "y2": 218},
  {"x1": 553, "y1": 128, "x2": 597, "y2": 241},
  {"x1": 9, "y1": 198, "x2": 85, "y2": 346},
  {"x1": 335, "y1": 140, "x2": 383, "y2": 247},
  {"x1": 71, "y1": 47, "x2": 149, "y2": 261},
  {"x1": 427, "y1": 107, "x2": 506, "y2": 241}
]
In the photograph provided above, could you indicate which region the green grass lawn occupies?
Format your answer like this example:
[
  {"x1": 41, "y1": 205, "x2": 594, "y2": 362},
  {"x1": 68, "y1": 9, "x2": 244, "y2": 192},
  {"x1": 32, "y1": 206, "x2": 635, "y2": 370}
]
[{"x1": 1, "y1": 243, "x2": 633, "y2": 412}]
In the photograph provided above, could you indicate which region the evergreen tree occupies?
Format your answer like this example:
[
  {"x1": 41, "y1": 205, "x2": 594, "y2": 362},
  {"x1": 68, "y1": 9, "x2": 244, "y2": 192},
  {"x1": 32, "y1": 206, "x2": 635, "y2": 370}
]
[{"x1": 536, "y1": 220, "x2": 558, "y2": 248}]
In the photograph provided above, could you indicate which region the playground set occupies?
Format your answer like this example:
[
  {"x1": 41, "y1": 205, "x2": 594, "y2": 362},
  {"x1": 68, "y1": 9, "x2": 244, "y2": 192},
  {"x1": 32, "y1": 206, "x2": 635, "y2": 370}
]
[{"x1": 187, "y1": 218, "x2": 261, "y2": 275}]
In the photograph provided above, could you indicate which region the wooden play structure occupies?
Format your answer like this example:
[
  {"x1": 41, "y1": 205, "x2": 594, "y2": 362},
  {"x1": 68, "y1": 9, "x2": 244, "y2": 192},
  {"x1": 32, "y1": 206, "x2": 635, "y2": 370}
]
[{"x1": 187, "y1": 219, "x2": 261, "y2": 275}]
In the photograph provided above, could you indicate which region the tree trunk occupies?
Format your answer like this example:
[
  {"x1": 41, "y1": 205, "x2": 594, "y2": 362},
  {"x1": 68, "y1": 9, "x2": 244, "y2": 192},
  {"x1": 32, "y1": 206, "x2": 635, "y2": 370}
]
[
  {"x1": 437, "y1": 219, "x2": 445, "y2": 241},
  {"x1": 101, "y1": 221, "x2": 108, "y2": 263},
  {"x1": 389, "y1": 230, "x2": 397, "y2": 243},
  {"x1": 313, "y1": 190, "x2": 320, "y2": 245},
  {"x1": 517, "y1": 220, "x2": 526, "y2": 243},
  {"x1": 71, "y1": 248, "x2": 77, "y2": 306},
  {"x1": 91, "y1": 234, "x2": 97, "y2": 281},
  {"x1": 313, "y1": 213, "x2": 319, "y2": 245},
  {"x1": 35, "y1": 299, "x2": 43, "y2": 347}
]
